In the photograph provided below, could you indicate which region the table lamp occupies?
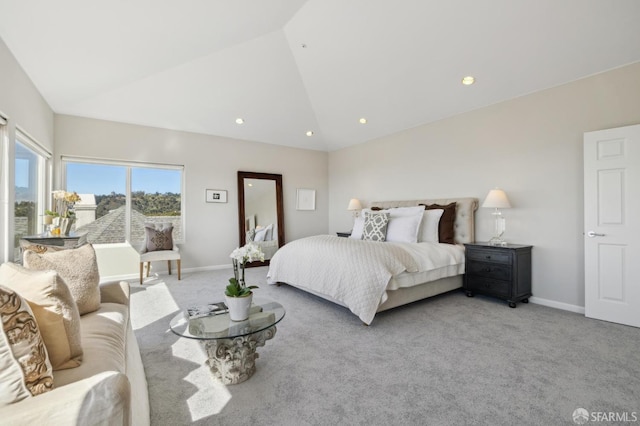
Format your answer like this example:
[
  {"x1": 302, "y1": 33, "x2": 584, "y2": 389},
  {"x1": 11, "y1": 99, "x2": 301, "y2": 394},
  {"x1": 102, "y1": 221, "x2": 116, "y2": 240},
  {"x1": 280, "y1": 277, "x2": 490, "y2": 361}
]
[
  {"x1": 347, "y1": 198, "x2": 362, "y2": 218},
  {"x1": 482, "y1": 189, "x2": 511, "y2": 246}
]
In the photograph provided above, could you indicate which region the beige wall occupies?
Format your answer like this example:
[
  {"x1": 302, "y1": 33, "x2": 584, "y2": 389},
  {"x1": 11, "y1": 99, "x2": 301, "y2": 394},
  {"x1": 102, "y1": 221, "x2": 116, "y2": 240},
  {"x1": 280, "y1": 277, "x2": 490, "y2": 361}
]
[
  {"x1": 0, "y1": 37, "x2": 54, "y2": 262},
  {"x1": 329, "y1": 61, "x2": 640, "y2": 311},
  {"x1": 54, "y1": 115, "x2": 328, "y2": 277}
]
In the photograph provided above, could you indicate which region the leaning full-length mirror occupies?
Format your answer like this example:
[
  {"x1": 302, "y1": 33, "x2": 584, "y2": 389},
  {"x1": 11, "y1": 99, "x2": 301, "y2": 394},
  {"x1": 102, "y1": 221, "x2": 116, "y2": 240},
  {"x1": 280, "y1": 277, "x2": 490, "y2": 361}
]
[{"x1": 237, "y1": 171, "x2": 284, "y2": 267}]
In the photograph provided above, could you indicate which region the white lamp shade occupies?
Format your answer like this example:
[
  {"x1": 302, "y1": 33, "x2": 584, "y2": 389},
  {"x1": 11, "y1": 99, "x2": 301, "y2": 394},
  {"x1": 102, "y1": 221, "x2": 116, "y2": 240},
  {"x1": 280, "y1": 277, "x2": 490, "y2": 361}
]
[
  {"x1": 482, "y1": 189, "x2": 511, "y2": 209},
  {"x1": 347, "y1": 198, "x2": 362, "y2": 211}
]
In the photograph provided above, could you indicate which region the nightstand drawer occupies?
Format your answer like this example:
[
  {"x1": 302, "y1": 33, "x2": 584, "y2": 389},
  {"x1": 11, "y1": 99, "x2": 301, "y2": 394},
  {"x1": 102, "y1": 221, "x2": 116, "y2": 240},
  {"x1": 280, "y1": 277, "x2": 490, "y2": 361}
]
[
  {"x1": 466, "y1": 249, "x2": 511, "y2": 264},
  {"x1": 467, "y1": 262, "x2": 511, "y2": 281},
  {"x1": 466, "y1": 277, "x2": 511, "y2": 298}
]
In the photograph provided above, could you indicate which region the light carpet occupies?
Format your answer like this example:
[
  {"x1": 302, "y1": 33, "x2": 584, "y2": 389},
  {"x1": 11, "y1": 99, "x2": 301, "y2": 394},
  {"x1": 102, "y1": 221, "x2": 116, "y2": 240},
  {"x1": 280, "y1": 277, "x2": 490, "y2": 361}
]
[{"x1": 129, "y1": 267, "x2": 640, "y2": 426}]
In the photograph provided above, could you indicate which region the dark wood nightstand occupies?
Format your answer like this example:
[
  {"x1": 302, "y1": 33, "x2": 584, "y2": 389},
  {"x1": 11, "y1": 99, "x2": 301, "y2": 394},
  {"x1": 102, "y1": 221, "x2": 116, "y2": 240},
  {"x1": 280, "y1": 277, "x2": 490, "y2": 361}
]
[
  {"x1": 463, "y1": 242, "x2": 532, "y2": 308},
  {"x1": 336, "y1": 231, "x2": 352, "y2": 238}
]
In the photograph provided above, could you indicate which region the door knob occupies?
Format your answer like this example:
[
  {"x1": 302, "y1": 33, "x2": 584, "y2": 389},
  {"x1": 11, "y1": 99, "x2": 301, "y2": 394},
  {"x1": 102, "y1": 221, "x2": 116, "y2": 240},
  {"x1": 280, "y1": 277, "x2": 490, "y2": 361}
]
[{"x1": 586, "y1": 231, "x2": 605, "y2": 238}]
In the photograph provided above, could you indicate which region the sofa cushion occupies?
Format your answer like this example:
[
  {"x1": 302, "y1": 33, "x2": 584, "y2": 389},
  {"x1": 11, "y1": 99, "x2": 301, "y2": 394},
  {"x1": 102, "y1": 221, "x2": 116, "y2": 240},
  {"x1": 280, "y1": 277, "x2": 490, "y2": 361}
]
[
  {"x1": 0, "y1": 285, "x2": 54, "y2": 405},
  {"x1": 54, "y1": 302, "x2": 128, "y2": 387},
  {"x1": 0, "y1": 263, "x2": 83, "y2": 370},
  {"x1": 23, "y1": 244, "x2": 101, "y2": 316}
]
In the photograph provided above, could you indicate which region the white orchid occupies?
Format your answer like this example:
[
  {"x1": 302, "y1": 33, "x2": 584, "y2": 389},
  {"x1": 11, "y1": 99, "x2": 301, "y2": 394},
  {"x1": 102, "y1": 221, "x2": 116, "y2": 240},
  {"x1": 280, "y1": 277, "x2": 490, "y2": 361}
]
[{"x1": 226, "y1": 243, "x2": 265, "y2": 297}]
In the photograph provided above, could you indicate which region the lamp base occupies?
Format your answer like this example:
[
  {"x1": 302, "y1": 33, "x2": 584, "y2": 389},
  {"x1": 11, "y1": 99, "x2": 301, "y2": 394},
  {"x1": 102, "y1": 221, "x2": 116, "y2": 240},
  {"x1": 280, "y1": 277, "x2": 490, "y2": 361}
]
[{"x1": 488, "y1": 236, "x2": 507, "y2": 246}]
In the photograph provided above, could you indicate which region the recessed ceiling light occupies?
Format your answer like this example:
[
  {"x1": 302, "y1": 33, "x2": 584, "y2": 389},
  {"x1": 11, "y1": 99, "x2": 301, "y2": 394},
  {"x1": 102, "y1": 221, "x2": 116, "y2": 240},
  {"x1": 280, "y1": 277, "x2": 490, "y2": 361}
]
[
  {"x1": 235, "y1": 118, "x2": 244, "y2": 124},
  {"x1": 306, "y1": 131, "x2": 314, "y2": 136},
  {"x1": 462, "y1": 76, "x2": 475, "y2": 85},
  {"x1": 359, "y1": 118, "x2": 367, "y2": 124},
  {"x1": 247, "y1": 183, "x2": 253, "y2": 187}
]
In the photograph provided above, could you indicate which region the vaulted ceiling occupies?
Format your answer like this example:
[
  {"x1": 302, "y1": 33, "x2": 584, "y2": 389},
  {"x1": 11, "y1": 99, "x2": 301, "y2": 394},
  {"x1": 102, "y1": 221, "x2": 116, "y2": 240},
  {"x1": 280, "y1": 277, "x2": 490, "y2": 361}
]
[{"x1": 1, "y1": 1, "x2": 639, "y2": 151}]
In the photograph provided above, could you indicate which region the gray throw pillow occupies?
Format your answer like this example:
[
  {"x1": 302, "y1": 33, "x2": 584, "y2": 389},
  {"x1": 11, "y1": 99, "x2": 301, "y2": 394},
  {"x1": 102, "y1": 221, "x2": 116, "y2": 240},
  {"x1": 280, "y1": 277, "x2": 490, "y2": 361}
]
[
  {"x1": 145, "y1": 224, "x2": 174, "y2": 252},
  {"x1": 362, "y1": 211, "x2": 390, "y2": 242}
]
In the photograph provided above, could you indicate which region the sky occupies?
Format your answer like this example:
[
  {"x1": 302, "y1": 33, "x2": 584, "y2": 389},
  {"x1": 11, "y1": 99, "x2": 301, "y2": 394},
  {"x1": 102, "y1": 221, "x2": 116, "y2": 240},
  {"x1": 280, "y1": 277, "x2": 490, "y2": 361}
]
[
  {"x1": 66, "y1": 163, "x2": 181, "y2": 195},
  {"x1": 15, "y1": 160, "x2": 181, "y2": 198}
]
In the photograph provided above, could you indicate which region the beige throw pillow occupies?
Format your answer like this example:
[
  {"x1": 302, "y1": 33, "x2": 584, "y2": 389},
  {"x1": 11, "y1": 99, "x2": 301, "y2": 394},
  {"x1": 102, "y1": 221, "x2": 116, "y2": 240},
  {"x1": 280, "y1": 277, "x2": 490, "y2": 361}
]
[
  {"x1": 0, "y1": 263, "x2": 82, "y2": 370},
  {"x1": 0, "y1": 285, "x2": 54, "y2": 405},
  {"x1": 24, "y1": 244, "x2": 101, "y2": 315}
]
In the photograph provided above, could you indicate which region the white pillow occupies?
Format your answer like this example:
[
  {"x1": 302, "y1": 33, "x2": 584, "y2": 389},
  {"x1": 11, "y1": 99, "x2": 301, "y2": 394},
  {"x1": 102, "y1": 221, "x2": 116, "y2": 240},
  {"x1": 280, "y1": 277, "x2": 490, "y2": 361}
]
[
  {"x1": 386, "y1": 206, "x2": 426, "y2": 217},
  {"x1": 351, "y1": 206, "x2": 426, "y2": 240},
  {"x1": 418, "y1": 209, "x2": 444, "y2": 243},
  {"x1": 386, "y1": 213, "x2": 424, "y2": 243},
  {"x1": 254, "y1": 227, "x2": 267, "y2": 242},
  {"x1": 264, "y1": 224, "x2": 273, "y2": 241},
  {"x1": 349, "y1": 208, "x2": 371, "y2": 239}
]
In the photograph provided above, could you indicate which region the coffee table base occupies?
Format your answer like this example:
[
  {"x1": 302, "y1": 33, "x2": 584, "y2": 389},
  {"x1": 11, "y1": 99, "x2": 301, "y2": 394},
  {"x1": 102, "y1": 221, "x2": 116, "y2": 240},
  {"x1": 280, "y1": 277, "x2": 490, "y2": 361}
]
[{"x1": 200, "y1": 325, "x2": 277, "y2": 384}]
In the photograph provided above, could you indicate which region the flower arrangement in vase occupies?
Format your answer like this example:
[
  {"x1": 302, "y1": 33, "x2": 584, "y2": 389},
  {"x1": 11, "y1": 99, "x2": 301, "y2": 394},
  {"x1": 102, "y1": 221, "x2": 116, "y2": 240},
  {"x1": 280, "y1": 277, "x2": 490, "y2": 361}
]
[
  {"x1": 45, "y1": 190, "x2": 81, "y2": 235},
  {"x1": 225, "y1": 243, "x2": 265, "y2": 321}
]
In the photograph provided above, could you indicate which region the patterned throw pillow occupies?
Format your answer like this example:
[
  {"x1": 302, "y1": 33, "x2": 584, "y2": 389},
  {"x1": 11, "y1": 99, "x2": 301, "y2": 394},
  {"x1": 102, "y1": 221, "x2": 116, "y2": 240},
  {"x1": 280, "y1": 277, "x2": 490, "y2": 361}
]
[
  {"x1": 0, "y1": 263, "x2": 83, "y2": 371},
  {"x1": 145, "y1": 224, "x2": 174, "y2": 252},
  {"x1": 23, "y1": 244, "x2": 101, "y2": 316},
  {"x1": 0, "y1": 285, "x2": 54, "y2": 406},
  {"x1": 246, "y1": 229, "x2": 256, "y2": 242},
  {"x1": 362, "y1": 211, "x2": 390, "y2": 242}
]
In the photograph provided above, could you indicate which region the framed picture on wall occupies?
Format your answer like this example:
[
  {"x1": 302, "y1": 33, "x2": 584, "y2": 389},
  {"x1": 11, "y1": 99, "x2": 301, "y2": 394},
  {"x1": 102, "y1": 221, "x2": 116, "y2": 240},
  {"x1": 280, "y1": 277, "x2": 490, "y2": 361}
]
[
  {"x1": 296, "y1": 188, "x2": 316, "y2": 210},
  {"x1": 206, "y1": 189, "x2": 227, "y2": 203}
]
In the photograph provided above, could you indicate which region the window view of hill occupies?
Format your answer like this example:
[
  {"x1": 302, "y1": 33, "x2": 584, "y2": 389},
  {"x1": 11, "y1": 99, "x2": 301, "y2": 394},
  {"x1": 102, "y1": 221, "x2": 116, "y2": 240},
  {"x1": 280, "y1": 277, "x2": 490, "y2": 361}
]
[
  {"x1": 95, "y1": 192, "x2": 181, "y2": 218},
  {"x1": 15, "y1": 190, "x2": 181, "y2": 219}
]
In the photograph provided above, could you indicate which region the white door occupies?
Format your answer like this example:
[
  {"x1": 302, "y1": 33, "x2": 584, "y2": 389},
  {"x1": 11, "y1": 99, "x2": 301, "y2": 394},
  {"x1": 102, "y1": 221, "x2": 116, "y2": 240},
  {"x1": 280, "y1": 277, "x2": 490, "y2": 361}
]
[{"x1": 584, "y1": 124, "x2": 640, "y2": 327}]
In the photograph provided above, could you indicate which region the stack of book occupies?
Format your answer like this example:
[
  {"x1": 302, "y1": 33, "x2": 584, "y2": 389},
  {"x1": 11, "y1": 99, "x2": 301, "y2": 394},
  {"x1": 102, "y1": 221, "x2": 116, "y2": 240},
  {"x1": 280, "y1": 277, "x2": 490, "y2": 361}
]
[{"x1": 186, "y1": 302, "x2": 228, "y2": 319}]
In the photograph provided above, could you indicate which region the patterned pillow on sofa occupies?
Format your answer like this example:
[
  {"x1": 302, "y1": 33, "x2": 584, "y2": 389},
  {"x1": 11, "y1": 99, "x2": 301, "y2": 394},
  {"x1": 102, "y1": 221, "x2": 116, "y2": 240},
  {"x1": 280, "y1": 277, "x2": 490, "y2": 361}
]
[{"x1": 0, "y1": 285, "x2": 54, "y2": 405}]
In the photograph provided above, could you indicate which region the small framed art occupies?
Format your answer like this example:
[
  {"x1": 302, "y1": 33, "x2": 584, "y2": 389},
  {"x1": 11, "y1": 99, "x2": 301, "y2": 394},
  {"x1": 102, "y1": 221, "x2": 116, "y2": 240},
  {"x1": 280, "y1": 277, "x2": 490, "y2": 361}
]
[
  {"x1": 206, "y1": 189, "x2": 227, "y2": 203},
  {"x1": 296, "y1": 188, "x2": 316, "y2": 210}
]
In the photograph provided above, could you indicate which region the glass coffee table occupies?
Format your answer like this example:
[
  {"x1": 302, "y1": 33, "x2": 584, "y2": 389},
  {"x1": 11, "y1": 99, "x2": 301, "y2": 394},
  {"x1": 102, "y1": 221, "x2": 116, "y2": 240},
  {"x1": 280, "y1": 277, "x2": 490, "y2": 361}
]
[{"x1": 170, "y1": 298, "x2": 285, "y2": 384}]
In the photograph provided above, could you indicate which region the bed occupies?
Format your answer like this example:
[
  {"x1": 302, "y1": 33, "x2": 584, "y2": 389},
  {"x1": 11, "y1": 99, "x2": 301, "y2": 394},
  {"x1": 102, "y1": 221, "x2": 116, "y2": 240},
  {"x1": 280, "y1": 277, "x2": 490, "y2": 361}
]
[{"x1": 267, "y1": 197, "x2": 478, "y2": 324}]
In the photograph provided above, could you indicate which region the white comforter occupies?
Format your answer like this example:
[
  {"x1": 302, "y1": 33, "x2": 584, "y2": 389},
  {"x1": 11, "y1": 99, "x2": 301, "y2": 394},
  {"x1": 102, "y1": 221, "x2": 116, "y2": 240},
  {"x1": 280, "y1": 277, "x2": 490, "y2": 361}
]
[{"x1": 267, "y1": 235, "x2": 465, "y2": 324}]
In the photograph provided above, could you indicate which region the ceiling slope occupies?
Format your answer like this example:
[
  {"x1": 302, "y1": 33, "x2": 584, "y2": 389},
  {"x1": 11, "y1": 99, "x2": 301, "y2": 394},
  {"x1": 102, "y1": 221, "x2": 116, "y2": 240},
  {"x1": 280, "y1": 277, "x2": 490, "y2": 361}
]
[{"x1": 1, "y1": 0, "x2": 639, "y2": 151}]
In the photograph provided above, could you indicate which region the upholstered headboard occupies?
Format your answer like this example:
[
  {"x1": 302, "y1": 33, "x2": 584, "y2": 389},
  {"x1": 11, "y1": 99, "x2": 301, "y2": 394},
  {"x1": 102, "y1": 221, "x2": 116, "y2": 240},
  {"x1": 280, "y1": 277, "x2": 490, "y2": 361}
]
[{"x1": 370, "y1": 197, "x2": 479, "y2": 244}]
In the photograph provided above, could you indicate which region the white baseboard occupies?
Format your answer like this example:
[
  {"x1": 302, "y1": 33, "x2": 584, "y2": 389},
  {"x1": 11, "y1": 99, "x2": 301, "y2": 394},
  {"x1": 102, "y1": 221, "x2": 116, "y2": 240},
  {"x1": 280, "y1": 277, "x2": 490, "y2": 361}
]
[{"x1": 529, "y1": 296, "x2": 585, "y2": 314}]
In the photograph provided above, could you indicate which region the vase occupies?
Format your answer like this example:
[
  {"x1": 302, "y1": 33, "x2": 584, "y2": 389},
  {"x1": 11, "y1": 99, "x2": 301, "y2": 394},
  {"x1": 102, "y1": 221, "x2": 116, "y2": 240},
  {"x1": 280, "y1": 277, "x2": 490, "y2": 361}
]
[
  {"x1": 225, "y1": 293, "x2": 253, "y2": 321},
  {"x1": 60, "y1": 217, "x2": 75, "y2": 236}
]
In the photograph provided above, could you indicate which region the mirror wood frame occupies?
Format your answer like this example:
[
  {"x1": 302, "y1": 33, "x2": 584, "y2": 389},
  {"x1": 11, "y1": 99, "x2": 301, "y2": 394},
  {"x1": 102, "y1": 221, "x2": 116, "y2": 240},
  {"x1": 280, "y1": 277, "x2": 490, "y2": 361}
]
[{"x1": 237, "y1": 171, "x2": 285, "y2": 267}]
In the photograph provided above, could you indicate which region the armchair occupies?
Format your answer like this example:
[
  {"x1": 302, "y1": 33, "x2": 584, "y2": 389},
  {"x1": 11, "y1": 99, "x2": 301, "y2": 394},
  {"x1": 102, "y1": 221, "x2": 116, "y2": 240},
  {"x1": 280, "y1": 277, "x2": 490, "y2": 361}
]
[{"x1": 138, "y1": 223, "x2": 181, "y2": 284}]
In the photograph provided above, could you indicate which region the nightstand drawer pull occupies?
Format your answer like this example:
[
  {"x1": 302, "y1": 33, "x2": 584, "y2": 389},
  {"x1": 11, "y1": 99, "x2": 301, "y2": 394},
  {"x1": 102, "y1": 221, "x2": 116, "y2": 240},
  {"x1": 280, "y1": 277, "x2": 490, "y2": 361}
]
[{"x1": 466, "y1": 250, "x2": 511, "y2": 264}]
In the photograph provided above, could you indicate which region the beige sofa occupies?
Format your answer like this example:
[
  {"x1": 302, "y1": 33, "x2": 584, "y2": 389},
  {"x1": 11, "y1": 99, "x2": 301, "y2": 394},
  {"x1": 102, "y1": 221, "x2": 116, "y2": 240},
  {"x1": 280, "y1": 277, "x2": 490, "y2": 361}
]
[{"x1": 1, "y1": 280, "x2": 150, "y2": 425}]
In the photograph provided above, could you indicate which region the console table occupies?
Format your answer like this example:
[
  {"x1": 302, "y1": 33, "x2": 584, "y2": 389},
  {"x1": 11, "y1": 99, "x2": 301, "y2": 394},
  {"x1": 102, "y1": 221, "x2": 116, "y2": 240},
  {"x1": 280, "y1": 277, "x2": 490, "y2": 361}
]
[{"x1": 21, "y1": 232, "x2": 88, "y2": 248}]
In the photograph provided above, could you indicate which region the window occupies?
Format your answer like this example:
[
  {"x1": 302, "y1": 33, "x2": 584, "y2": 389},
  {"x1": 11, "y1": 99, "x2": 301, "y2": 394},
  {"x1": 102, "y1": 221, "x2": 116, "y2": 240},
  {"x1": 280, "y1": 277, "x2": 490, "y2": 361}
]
[
  {"x1": 14, "y1": 129, "x2": 51, "y2": 261},
  {"x1": 0, "y1": 113, "x2": 7, "y2": 261},
  {"x1": 62, "y1": 158, "x2": 184, "y2": 245}
]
